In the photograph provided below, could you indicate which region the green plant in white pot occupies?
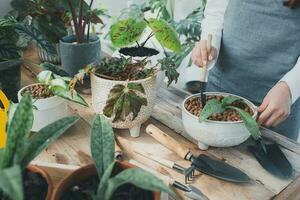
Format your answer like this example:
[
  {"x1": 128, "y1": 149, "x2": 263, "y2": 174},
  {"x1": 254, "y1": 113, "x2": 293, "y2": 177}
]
[
  {"x1": 71, "y1": 13, "x2": 181, "y2": 137},
  {"x1": 0, "y1": 16, "x2": 56, "y2": 102},
  {"x1": 18, "y1": 63, "x2": 87, "y2": 132},
  {"x1": 0, "y1": 92, "x2": 79, "y2": 200},
  {"x1": 60, "y1": 0, "x2": 106, "y2": 76}
]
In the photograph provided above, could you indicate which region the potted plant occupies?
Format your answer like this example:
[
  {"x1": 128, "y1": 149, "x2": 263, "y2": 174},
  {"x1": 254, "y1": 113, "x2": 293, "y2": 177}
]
[
  {"x1": 182, "y1": 92, "x2": 261, "y2": 150},
  {"x1": 0, "y1": 92, "x2": 79, "y2": 200},
  {"x1": 71, "y1": 14, "x2": 181, "y2": 137},
  {"x1": 0, "y1": 16, "x2": 55, "y2": 102},
  {"x1": 52, "y1": 114, "x2": 176, "y2": 200},
  {"x1": 18, "y1": 63, "x2": 88, "y2": 132},
  {"x1": 60, "y1": 0, "x2": 105, "y2": 76}
]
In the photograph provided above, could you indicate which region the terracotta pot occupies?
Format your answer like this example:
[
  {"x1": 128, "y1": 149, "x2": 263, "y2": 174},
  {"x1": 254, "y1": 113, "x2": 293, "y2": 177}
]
[
  {"x1": 27, "y1": 165, "x2": 53, "y2": 200},
  {"x1": 52, "y1": 162, "x2": 160, "y2": 200}
]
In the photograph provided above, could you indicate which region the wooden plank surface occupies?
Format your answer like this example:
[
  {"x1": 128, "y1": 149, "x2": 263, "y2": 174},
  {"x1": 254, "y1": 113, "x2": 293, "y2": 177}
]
[{"x1": 21, "y1": 47, "x2": 300, "y2": 200}]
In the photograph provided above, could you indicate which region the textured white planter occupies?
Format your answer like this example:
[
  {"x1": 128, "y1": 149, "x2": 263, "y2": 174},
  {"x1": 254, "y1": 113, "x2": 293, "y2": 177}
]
[
  {"x1": 18, "y1": 84, "x2": 68, "y2": 132},
  {"x1": 91, "y1": 72, "x2": 157, "y2": 137},
  {"x1": 182, "y1": 92, "x2": 258, "y2": 150}
]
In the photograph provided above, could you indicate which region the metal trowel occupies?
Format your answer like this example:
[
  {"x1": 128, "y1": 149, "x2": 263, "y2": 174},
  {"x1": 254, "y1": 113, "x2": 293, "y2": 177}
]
[{"x1": 248, "y1": 137, "x2": 293, "y2": 179}]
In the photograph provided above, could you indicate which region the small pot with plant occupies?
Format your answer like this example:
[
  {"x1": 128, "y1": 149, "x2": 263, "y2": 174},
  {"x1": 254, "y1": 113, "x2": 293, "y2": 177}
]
[
  {"x1": 60, "y1": 0, "x2": 106, "y2": 76},
  {"x1": 0, "y1": 16, "x2": 56, "y2": 102},
  {"x1": 0, "y1": 92, "x2": 79, "y2": 200},
  {"x1": 18, "y1": 63, "x2": 87, "y2": 132},
  {"x1": 52, "y1": 114, "x2": 176, "y2": 200},
  {"x1": 182, "y1": 92, "x2": 259, "y2": 150},
  {"x1": 71, "y1": 15, "x2": 181, "y2": 137}
]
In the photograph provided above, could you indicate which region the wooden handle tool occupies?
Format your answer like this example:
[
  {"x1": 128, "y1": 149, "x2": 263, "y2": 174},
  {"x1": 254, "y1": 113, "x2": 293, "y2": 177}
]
[
  {"x1": 146, "y1": 124, "x2": 191, "y2": 160},
  {"x1": 199, "y1": 33, "x2": 213, "y2": 82}
]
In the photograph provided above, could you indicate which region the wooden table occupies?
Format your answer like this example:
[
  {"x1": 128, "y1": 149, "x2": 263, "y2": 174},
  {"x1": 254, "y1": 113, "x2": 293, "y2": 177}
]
[{"x1": 22, "y1": 48, "x2": 300, "y2": 200}]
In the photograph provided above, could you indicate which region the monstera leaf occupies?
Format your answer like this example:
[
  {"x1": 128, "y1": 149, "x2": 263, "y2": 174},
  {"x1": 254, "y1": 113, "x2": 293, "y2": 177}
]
[
  {"x1": 148, "y1": 18, "x2": 181, "y2": 53},
  {"x1": 110, "y1": 18, "x2": 147, "y2": 47},
  {"x1": 103, "y1": 83, "x2": 147, "y2": 122}
]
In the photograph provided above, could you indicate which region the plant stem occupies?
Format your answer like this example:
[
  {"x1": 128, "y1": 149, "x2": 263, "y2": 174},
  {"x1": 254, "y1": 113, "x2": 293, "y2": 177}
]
[
  {"x1": 140, "y1": 32, "x2": 154, "y2": 47},
  {"x1": 83, "y1": 0, "x2": 95, "y2": 43},
  {"x1": 67, "y1": 0, "x2": 80, "y2": 43},
  {"x1": 78, "y1": 0, "x2": 84, "y2": 42}
]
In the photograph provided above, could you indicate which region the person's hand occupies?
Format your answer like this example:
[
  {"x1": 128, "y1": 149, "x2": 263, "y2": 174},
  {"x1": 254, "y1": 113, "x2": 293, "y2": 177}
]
[
  {"x1": 283, "y1": 0, "x2": 300, "y2": 9},
  {"x1": 192, "y1": 40, "x2": 218, "y2": 67},
  {"x1": 258, "y1": 82, "x2": 292, "y2": 127}
]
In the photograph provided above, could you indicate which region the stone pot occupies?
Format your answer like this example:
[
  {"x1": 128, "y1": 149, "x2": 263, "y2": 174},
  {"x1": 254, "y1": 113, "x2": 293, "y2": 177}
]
[
  {"x1": 0, "y1": 60, "x2": 21, "y2": 102},
  {"x1": 51, "y1": 162, "x2": 160, "y2": 200},
  {"x1": 182, "y1": 92, "x2": 258, "y2": 150},
  {"x1": 60, "y1": 35, "x2": 101, "y2": 76},
  {"x1": 91, "y1": 72, "x2": 157, "y2": 137},
  {"x1": 18, "y1": 83, "x2": 68, "y2": 132}
]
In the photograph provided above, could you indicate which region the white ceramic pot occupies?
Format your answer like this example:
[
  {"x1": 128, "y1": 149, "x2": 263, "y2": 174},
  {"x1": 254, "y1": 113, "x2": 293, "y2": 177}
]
[
  {"x1": 18, "y1": 84, "x2": 68, "y2": 132},
  {"x1": 91, "y1": 72, "x2": 157, "y2": 137},
  {"x1": 182, "y1": 92, "x2": 258, "y2": 150}
]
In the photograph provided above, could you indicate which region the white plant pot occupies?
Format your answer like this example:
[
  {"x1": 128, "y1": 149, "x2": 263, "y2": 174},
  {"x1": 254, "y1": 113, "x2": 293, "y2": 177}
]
[
  {"x1": 91, "y1": 73, "x2": 157, "y2": 137},
  {"x1": 182, "y1": 92, "x2": 258, "y2": 150},
  {"x1": 18, "y1": 84, "x2": 68, "y2": 132}
]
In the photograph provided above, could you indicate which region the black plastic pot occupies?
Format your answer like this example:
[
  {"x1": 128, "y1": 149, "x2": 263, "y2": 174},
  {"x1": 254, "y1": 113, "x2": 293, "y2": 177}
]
[
  {"x1": 60, "y1": 35, "x2": 101, "y2": 76},
  {"x1": 0, "y1": 60, "x2": 21, "y2": 102}
]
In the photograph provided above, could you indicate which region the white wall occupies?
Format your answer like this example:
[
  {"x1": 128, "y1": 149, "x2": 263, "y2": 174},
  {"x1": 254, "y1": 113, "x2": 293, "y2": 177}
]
[{"x1": 0, "y1": 0, "x2": 11, "y2": 17}]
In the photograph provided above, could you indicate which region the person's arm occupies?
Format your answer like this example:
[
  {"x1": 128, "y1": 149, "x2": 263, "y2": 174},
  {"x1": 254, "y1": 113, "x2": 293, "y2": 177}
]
[
  {"x1": 280, "y1": 57, "x2": 300, "y2": 104},
  {"x1": 258, "y1": 57, "x2": 300, "y2": 127},
  {"x1": 192, "y1": 0, "x2": 229, "y2": 68}
]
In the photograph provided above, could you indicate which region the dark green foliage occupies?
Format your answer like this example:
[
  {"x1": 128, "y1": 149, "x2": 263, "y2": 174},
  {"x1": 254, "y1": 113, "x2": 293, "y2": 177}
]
[
  {"x1": 90, "y1": 115, "x2": 177, "y2": 200},
  {"x1": 103, "y1": 83, "x2": 147, "y2": 122},
  {"x1": 0, "y1": 93, "x2": 79, "y2": 200},
  {"x1": 97, "y1": 57, "x2": 132, "y2": 76},
  {"x1": 159, "y1": 57, "x2": 180, "y2": 86}
]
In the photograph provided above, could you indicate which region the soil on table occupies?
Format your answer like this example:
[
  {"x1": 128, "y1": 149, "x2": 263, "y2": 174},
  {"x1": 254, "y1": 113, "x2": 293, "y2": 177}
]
[
  {"x1": 62, "y1": 176, "x2": 154, "y2": 200},
  {"x1": 185, "y1": 95, "x2": 254, "y2": 122},
  {"x1": 119, "y1": 46, "x2": 159, "y2": 57},
  {"x1": 22, "y1": 84, "x2": 54, "y2": 99},
  {"x1": 23, "y1": 170, "x2": 48, "y2": 200}
]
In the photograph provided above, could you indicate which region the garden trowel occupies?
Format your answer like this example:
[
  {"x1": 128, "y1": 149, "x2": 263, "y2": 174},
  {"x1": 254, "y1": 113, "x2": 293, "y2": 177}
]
[
  {"x1": 248, "y1": 138, "x2": 293, "y2": 179},
  {"x1": 146, "y1": 124, "x2": 250, "y2": 183},
  {"x1": 130, "y1": 159, "x2": 209, "y2": 200}
]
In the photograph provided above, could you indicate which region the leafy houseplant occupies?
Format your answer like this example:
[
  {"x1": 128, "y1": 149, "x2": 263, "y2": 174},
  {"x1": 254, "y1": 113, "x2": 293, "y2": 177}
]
[
  {"x1": 52, "y1": 114, "x2": 176, "y2": 200},
  {"x1": 60, "y1": 0, "x2": 105, "y2": 75},
  {"x1": 182, "y1": 92, "x2": 258, "y2": 150},
  {"x1": 18, "y1": 63, "x2": 87, "y2": 132},
  {"x1": 0, "y1": 16, "x2": 55, "y2": 102},
  {"x1": 0, "y1": 92, "x2": 79, "y2": 200}
]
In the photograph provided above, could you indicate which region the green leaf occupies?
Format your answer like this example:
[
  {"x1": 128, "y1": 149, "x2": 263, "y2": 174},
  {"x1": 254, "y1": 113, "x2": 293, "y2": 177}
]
[
  {"x1": 148, "y1": 18, "x2": 181, "y2": 53},
  {"x1": 37, "y1": 70, "x2": 53, "y2": 85},
  {"x1": 104, "y1": 168, "x2": 177, "y2": 200},
  {"x1": 110, "y1": 18, "x2": 146, "y2": 47},
  {"x1": 226, "y1": 106, "x2": 261, "y2": 140},
  {"x1": 0, "y1": 93, "x2": 33, "y2": 169},
  {"x1": 199, "y1": 99, "x2": 225, "y2": 123},
  {"x1": 159, "y1": 57, "x2": 180, "y2": 86},
  {"x1": 53, "y1": 87, "x2": 88, "y2": 107},
  {"x1": 96, "y1": 161, "x2": 116, "y2": 198},
  {"x1": 50, "y1": 78, "x2": 67, "y2": 90},
  {"x1": 103, "y1": 84, "x2": 147, "y2": 122},
  {"x1": 0, "y1": 165, "x2": 23, "y2": 200},
  {"x1": 91, "y1": 115, "x2": 115, "y2": 180},
  {"x1": 39, "y1": 62, "x2": 70, "y2": 77},
  {"x1": 14, "y1": 23, "x2": 56, "y2": 55},
  {"x1": 221, "y1": 96, "x2": 240, "y2": 106},
  {"x1": 21, "y1": 116, "x2": 79, "y2": 167}
]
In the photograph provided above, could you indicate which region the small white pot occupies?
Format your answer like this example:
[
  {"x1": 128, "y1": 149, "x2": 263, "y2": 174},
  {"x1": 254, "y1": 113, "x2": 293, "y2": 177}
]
[
  {"x1": 91, "y1": 72, "x2": 157, "y2": 138},
  {"x1": 182, "y1": 92, "x2": 258, "y2": 150},
  {"x1": 18, "y1": 84, "x2": 68, "y2": 132}
]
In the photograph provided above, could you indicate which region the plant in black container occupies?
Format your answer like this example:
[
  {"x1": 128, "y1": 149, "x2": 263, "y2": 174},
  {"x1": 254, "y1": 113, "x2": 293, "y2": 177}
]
[
  {"x1": 52, "y1": 114, "x2": 176, "y2": 200},
  {"x1": 60, "y1": 0, "x2": 106, "y2": 76},
  {"x1": 0, "y1": 92, "x2": 79, "y2": 200},
  {"x1": 0, "y1": 16, "x2": 55, "y2": 102}
]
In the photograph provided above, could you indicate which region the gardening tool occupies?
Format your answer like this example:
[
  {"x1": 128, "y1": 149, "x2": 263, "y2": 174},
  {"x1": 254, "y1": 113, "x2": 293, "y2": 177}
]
[
  {"x1": 114, "y1": 140, "x2": 123, "y2": 161},
  {"x1": 129, "y1": 159, "x2": 209, "y2": 200},
  {"x1": 146, "y1": 124, "x2": 251, "y2": 183},
  {"x1": 135, "y1": 150, "x2": 195, "y2": 183},
  {"x1": 248, "y1": 136, "x2": 293, "y2": 179}
]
